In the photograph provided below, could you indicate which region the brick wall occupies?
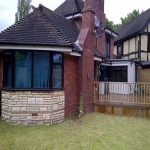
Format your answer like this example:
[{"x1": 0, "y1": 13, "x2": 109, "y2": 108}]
[
  {"x1": 64, "y1": 55, "x2": 81, "y2": 116},
  {"x1": 75, "y1": 0, "x2": 106, "y2": 113},
  {"x1": 2, "y1": 90, "x2": 65, "y2": 125}
]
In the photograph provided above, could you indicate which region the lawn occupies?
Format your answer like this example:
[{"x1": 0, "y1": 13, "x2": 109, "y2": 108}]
[{"x1": 0, "y1": 112, "x2": 150, "y2": 150}]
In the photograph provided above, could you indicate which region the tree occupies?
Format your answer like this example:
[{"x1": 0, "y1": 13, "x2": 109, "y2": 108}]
[
  {"x1": 120, "y1": 9, "x2": 142, "y2": 25},
  {"x1": 106, "y1": 18, "x2": 120, "y2": 31},
  {"x1": 15, "y1": 0, "x2": 32, "y2": 22},
  {"x1": 106, "y1": 9, "x2": 143, "y2": 31}
]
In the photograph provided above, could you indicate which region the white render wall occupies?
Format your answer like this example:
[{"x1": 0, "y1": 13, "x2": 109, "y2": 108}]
[
  {"x1": 1, "y1": 90, "x2": 65, "y2": 125},
  {"x1": 111, "y1": 61, "x2": 135, "y2": 82}
]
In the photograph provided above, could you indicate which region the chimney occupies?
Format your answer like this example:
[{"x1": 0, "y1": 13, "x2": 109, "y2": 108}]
[{"x1": 77, "y1": 0, "x2": 106, "y2": 113}]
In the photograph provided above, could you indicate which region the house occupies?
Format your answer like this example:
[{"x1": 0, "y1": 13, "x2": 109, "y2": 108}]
[
  {"x1": 0, "y1": 0, "x2": 116, "y2": 125},
  {"x1": 114, "y1": 8, "x2": 150, "y2": 82}
]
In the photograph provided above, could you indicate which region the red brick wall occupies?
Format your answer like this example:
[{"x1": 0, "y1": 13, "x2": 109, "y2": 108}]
[
  {"x1": 77, "y1": 2, "x2": 95, "y2": 113},
  {"x1": 0, "y1": 52, "x2": 3, "y2": 89},
  {"x1": 64, "y1": 54, "x2": 81, "y2": 116},
  {"x1": 64, "y1": 0, "x2": 111, "y2": 115}
]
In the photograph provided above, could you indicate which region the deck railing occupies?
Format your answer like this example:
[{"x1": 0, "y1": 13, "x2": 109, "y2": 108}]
[{"x1": 94, "y1": 81, "x2": 150, "y2": 107}]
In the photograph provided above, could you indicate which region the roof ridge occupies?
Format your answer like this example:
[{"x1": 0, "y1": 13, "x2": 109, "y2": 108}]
[
  {"x1": 39, "y1": 4, "x2": 75, "y2": 25},
  {"x1": 117, "y1": 8, "x2": 150, "y2": 31}
]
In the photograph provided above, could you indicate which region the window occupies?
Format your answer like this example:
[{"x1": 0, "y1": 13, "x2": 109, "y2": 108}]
[
  {"x1": 101, "y1": 66, "x2": 127, "y2": 82},
  {"x1": 4, "y1": 51, "x2": 63, "y2": 89},
  {"x1": 117, "y1": 43, "x2": 123, "y2": 58},
  {"x1": 110, "y1": 66, "x2": 127, "y2": 82},
  {"x1": 106, "y1": 34, "x2": 111, "y2": 58},
  {"x1": 4, "y1": 52, "x2": 12, "y2": 88}
]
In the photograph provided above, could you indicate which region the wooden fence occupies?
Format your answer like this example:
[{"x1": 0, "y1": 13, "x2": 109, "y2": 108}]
[{"x1": 94, "y1": 82, "x2": 150, "y2": 118}]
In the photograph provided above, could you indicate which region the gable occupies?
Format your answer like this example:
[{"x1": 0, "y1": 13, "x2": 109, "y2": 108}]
[{"x1": 115, "y1": 8, "x2": 150, "y2": 43}]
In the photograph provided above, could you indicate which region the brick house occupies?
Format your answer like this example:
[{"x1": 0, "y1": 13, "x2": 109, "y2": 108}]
[{"x1": 0, "y1": 0, "x2": 117, "y2": 125}]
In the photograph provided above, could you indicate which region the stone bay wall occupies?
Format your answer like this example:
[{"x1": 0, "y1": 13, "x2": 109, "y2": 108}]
[{"x1": 1, "y1": 90, "x2": 65, "y2": 125}]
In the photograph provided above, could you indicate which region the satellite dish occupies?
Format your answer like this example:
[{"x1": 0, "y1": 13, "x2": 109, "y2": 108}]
[
  {"x1": 93, "y1": 29, "x2": 101, "y2": 39},
  {"x1": 94, "y1": 16, "x2": 100, "y2": 27}
]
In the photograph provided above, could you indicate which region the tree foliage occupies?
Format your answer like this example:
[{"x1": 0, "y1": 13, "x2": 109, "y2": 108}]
[
  {"x1": 15, "y1": 0, "x2": 32, "y2": 22},
  {"x1": 120, "y1": 9, "x2": 142, "y2": 25},
  {"x1": 106, "y1": 9, "x2": 143, "y2": 31},
  {"x1": 106, "y1": 18, "x2": 120, "y2": 31}
]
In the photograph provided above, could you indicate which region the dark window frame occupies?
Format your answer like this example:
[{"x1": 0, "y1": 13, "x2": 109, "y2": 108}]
[
  {"x1": 101, "y1": 66, "x2": 128, "y2": 82},
  {"x1": 117, "y1": 43, "x2": 123, "y2": 58},
  {"x1": 3, "y1": 50, "x2": 64, "y2": 90},
  {"x1": 106, "y1": 34, "x2": 111, "y2": 58}
]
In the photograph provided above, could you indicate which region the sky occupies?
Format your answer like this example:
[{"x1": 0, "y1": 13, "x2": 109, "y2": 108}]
[{"x1": 0, "y1": 0, "x2": 150, "y2": 32}]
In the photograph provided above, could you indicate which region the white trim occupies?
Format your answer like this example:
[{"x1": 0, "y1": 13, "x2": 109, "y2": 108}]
[
  {"x1": 101, "y1": 61, "x2": 134, "y2": 66},
  {"x1": 0, "y1": 45, "x2": 72, "y2": 52},
  {"x1": 66, "y1": 13, "x2": 82, "y2": 19},
  {"x1": 94, "y1": 56, "x2": 102, "y2": 62},
  {"x1": 105, "y1": 29, "x2": 118, "y2": 37},
  {"x1": 70, "y1": 52, "x2": 81, "y2": 57}
]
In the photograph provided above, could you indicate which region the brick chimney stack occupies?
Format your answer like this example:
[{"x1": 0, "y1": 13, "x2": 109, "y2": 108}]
[{"x1": 77, "y1": 0, "x2": 106, "y2": 113}]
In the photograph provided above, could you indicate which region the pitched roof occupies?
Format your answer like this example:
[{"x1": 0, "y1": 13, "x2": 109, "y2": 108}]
[
  {"x1": 115, "y1": 8, "x2": 150, "y2": 43},
  {"x1": 0, "y1": 4, "x2": 80, "y2": 47},
  {"x1": 105, "y1": 25, "x2": 118, "y2": 37},
  {"x1": 39, "y1": 4, "x2": 80, "y2": 43},
  {"x1": 55, "y1": 0, "x2": 84, "y2": 17}
]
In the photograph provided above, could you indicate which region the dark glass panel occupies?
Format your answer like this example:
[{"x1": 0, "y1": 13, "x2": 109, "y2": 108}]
[
  {"x1": 4, "y1": 52, "x2": 12, "y2": 88},
  {"x1": 53, "y1": 54, "x2": 62, "y2": 63},
  {"x1": 52, "y1": 65, "x2": 62, "y2": 88},
  {"x1": 33, "y1": 52, "x2": 50, "y2": 88},
  {"x1": 15, "y1": 51, "x2": 32, "y2": 88}
]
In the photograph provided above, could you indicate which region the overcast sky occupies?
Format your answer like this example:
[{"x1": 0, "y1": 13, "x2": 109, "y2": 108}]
[{"x1": 0, "y1": 0, "x2": 150, "y2": 32}]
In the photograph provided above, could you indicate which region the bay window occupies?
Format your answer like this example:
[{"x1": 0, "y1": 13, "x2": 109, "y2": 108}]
[{"x1": 4, "y1": 50, "x2": 63, "y2": 89}]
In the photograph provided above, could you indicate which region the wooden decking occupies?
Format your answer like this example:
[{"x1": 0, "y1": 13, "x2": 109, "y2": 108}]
[{"x1": 94, "y1": 82, "x2": 150, "y2": 118}]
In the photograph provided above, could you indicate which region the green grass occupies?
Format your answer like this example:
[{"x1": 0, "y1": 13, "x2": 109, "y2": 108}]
[{"x1": 0, "y1": 113, "x2": 150, "y2": 150}]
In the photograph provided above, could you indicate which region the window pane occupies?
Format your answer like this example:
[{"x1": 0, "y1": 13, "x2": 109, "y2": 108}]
[
  {"x1": 110, "y1": 71, "x2": 115, "y2": 81},
  {"x1": 52, "y1": 65, "x2": 62, "y2": 88},
  {"x1": 116, "y1": 66, "x2": 121, "y2": 70},
  {"x1": 33, "y1": 52, "x2": 50, "y2": 88},
  {"x1": 53, "y1": 54, "x2": 62, "y2": 62},
  {"x1": 122, "y1": 71, "x2": 127, "y2": 82},
  {"x1": 122, "y1": 66, "x2": 127, "y2": 70},
  {"x1": 116, "y1": 71, "x2": 122, "y2": 82},
  {"x1": 111, "y1": 66, "x2": 115, "y2": 70},
  {"x1": 15, "y1": 51, "x2": 32, "y2": 88},
  {"x1": 4, "y1": 52, "x2": 12, "y2": 88}
]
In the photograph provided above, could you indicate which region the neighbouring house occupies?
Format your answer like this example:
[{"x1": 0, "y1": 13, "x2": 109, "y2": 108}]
[
  {"x1": 93, "y1": 8, "x2": 150, "y2": 118},
  {"x1": 0, "y1": 0, "x2": 116, "y2": 125},
  {"x1": 113, "y1": 8, "x2": 150, "y2": 83}
]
